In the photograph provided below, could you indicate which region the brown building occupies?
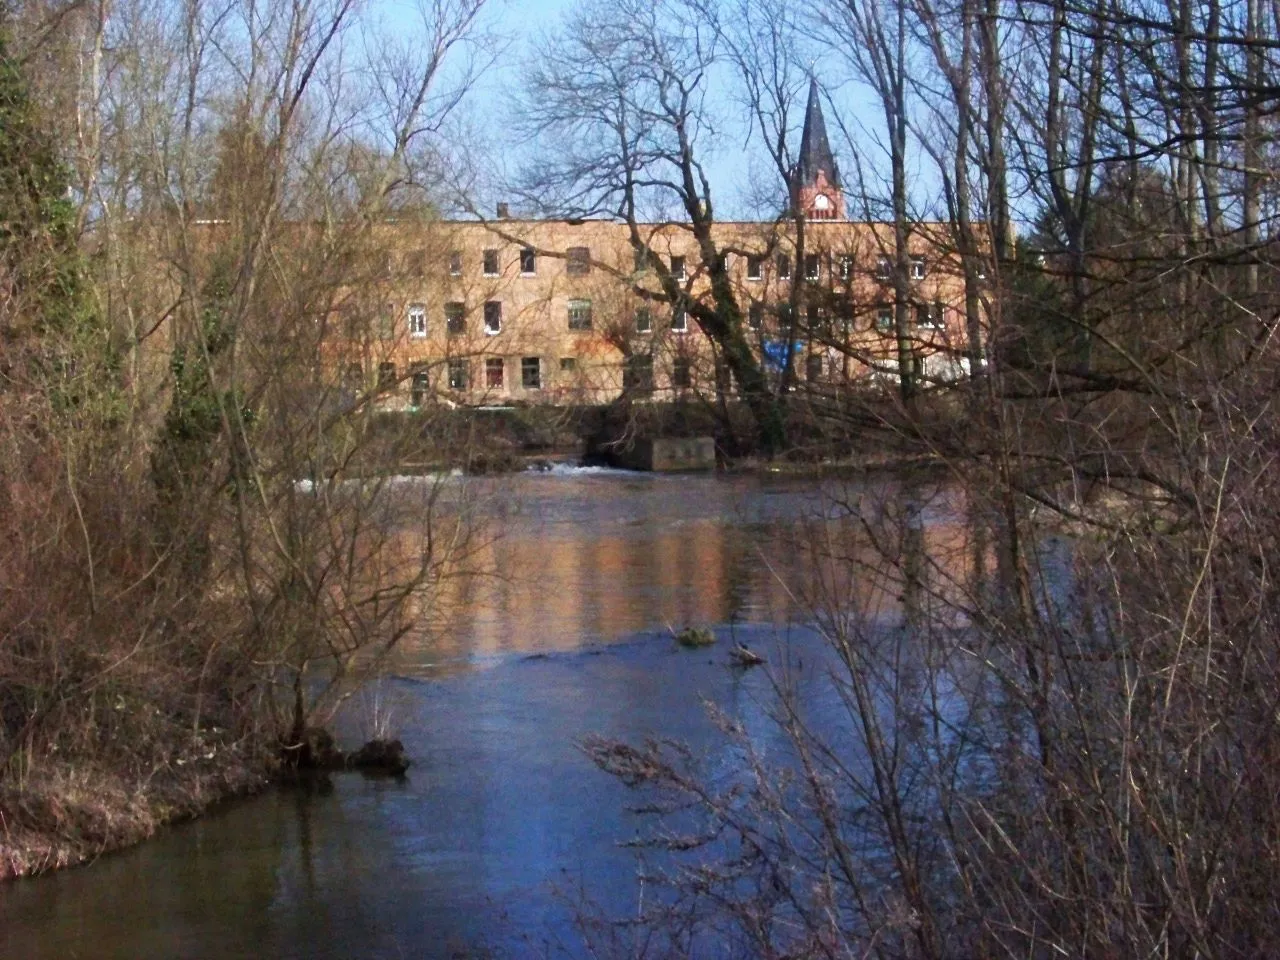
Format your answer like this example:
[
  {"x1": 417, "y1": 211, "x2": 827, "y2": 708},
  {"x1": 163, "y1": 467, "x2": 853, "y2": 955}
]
[{"x1": 337, "y1": 82, "x2": 977, "y2": 410}]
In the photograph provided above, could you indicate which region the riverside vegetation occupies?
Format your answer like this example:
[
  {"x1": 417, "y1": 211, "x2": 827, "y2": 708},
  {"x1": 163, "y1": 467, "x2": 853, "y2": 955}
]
[
  {"x1": 0, "y1": 0, "x2": 491, "y2": 877},
  {"x1": 538, "y1": 0, "x2": 1280, "y2": 956}
]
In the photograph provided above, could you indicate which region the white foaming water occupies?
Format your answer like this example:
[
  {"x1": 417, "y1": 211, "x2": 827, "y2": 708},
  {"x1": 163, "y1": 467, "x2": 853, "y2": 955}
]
[
  {"x1": 294, "y1": 470, "x2": 464, "y2": 493},
  {"x1": 526, "y1": 462, "x2": 639, "y2": 478}
]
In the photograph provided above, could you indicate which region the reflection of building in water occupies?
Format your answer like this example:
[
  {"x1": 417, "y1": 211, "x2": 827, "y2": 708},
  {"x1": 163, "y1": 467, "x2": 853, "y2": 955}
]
[
  {"x1": 426, "y1": 520, "x2": 737, "y2": 658},
  {"x1": 394, "y1": 479, "x2": 985, "y2": 673}
]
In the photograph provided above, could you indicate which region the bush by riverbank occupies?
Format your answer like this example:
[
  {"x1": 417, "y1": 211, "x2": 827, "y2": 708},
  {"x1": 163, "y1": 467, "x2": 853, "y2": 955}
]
[{"x1": 348, "y1": 388, "x2": 969, "y2": 476}]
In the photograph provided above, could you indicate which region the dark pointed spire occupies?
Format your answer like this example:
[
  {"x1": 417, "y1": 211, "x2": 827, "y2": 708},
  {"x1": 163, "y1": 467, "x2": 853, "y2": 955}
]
[{"x1": 796, "y1": 78, "x2": 840, "y2": 189}]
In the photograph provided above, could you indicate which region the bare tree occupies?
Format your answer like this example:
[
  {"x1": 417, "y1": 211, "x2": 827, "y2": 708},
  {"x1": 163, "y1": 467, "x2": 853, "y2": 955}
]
[
  {"x1": 813, "y1": 0, "x2": 923, "y2": 404},
  {"x1": 0, "y1": 0, "x2": 494, "y2": 874},
  {"x1": 579, "y1": 0, "x2": 1280, "y2": 956},
  {"x1": 513, "y1": 0, "x2": 791, "y2": 452}
]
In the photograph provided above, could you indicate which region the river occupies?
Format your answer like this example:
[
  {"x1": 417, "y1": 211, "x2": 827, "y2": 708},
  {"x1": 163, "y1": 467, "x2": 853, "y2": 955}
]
[{"x1": 0, "y1": 467, "x2": 972, "y2": 959}]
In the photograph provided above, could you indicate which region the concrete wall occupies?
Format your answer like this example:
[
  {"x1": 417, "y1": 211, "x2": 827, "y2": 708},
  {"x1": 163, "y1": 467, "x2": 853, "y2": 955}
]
[{"x1": 616, "y1": 436, "x2": 717, "y2": 472}]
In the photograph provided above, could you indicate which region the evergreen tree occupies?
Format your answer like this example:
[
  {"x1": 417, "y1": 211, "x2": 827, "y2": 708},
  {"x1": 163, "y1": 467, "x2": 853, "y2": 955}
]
[{"x1": 0, "y1": 21, "x2": 115, "y2": 415}]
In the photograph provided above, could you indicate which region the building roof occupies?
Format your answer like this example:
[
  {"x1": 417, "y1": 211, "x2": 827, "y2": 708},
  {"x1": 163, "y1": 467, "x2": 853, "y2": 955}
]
[{"x1": 796, "y1": 78, "x2": 840, "y2": 190}]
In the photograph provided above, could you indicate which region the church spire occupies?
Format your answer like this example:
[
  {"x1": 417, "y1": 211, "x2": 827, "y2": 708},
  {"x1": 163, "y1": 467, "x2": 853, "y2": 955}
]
[
  {"x1": 794, "y1": 78, "x2": 845, "y2": 221},
  {"x1": 798, "y1": 78, "x2": 840, "y2": 189}
]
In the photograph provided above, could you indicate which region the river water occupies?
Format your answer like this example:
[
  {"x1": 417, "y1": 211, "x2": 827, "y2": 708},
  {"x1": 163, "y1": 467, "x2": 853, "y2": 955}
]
[{"x1": 0, "y1": 467, "x2": 971, "y2": 959}]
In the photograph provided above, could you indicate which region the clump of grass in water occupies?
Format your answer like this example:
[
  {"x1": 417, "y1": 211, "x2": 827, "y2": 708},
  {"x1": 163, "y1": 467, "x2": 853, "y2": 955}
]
[{"x1": 674, "y1": 626, "x2": 716, "y2": 648}]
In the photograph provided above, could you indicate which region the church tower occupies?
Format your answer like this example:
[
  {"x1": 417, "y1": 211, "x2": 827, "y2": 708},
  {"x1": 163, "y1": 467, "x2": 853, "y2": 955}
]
[{"x1": 793, "y1": 78, "x2": 845, "y2": 221}]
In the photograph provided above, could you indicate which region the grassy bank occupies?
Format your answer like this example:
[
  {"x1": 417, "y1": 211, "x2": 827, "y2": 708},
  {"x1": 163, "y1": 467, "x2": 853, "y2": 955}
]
[{"x1": 1, "y1": 736, "x2": 270, "y2": 879}]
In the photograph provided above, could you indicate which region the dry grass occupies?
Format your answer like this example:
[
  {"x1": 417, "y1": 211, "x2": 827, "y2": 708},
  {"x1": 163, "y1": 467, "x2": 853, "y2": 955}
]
[{"x1": 0, "y1": 741, "x2": 270, "y2": 879}]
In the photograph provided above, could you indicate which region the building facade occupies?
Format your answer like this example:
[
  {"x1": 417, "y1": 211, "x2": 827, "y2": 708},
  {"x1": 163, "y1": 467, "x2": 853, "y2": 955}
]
[{"x1": 334, "y1": 83, "x2": 976, "y2": 410}]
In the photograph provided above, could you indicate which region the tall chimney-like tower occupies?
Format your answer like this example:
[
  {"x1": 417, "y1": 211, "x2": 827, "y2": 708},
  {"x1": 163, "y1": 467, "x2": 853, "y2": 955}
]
[{"x1": 793, "y1": 79, "x2": 845, "y2": 221}]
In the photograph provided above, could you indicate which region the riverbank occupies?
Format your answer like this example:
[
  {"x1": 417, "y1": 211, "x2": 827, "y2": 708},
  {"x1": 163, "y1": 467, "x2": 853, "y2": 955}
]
[
  {"x1": 355, "y1": 394, "x2": 963, "y2": 476},
  {"x1": 0, "y1": 448, "x2": 933, "y2": 887},
  {"x1": 0, "y1": 622, "x2": 832, "y2": 958},
  {"x1": 1, "y1": 737, "x2": 270, "y2": 880},
  {"x1": 2, "y1": 727, "x2": 414, "y2": 879}
]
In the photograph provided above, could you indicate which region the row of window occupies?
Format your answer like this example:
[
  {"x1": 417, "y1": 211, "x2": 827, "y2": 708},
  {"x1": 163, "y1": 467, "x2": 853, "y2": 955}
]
[
  {"x1": 365, "y1": 355, "x2": 580, "y2": 397},
  {"x1": 622, "y1": 355, "x2": 694, "y2": 392},
  {"x1": 427, "y1": 247, "x2": 940, "y2": 282},
  {"x1": 361, "y1": 353, "x2": 712, "y2": 399},
  {"x1": 400, "y1": 300, "x2": 507, "y2": 337},
  {"x1": 622, "y1": 353, "x2": 835, "y2": 394},
  {"x1": 367, "y1": 349, "x2": 849, "y2": 405},
  {"x1": 744, "y1": 253, "x2": 932, "y2": 282},
  {"x1": 361, "y1": 357, "x2": 544, "y2": 394},
  {"x1": 454, "y1": 247, "x2": 593, "y2": 278},
  {"x1": 387, "y1": 297, "x2": 945, "y2": 340},
  {"x1": 391, "y1": 299, "x2": 687, "y2": 339},
  {"x1": 875, "y1": 302, "x2": 946, "y2": 332},
  {"x1": 738, "y1": 300, "x2": 947, "y2": 333}
]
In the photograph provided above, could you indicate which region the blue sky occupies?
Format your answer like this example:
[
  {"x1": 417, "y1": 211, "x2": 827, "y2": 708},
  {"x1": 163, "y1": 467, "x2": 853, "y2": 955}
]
[{"x1": 377, "y1": 0, "x2": 910, "y2": 221}]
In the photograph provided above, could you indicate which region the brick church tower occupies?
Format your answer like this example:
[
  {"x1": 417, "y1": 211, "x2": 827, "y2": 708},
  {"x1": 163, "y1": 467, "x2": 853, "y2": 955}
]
[{"x1": 792, "y1": 78, "x2": 845, "y2": 221}]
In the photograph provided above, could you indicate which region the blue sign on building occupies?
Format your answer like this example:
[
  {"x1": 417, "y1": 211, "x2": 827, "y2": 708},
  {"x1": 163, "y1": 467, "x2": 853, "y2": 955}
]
[{"x1": 762, "y1": 338, "x2": 803, "y2": 372}]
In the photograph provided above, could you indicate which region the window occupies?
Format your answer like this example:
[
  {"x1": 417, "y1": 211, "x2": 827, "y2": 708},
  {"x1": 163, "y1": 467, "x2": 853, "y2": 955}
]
[
  {"x1": 875, "y1": 255, "x2": 892, "y2": 279},
  {"x1": 378, "y1": 361, "x2": 397, "y2": 389},
  {"x1": 839, "y1": 255, "x2": 854, "y2": 280},
  {"x1": 748, "y1": 302, "x2": 763, "y2": 329},
  {"x1": 633, "y1": 248, "x2": 649, "y2": 273},
  {"x1": 567, "y1": 246, "x2": 591, "y2": 275},
  {"x1": 807, "y1": 304, "x2": 824, "y2": 333},
  {"x1": 776, "y1": 254, "x2": 792, "y2": 279},
  {"x1": 344, "y1": 362, "x2": 363, "y2": 390},
  {"x1": 340, "y1": 304, "x2": 361, "y2": 340},
  {"x1": 806, "y1": 354, "x2": 824, "y2": 381},
  {"x1": 746, "y1": 255, "x2": 763, "y2": 280},
  {"x1": 483, "y1": 301, "x2": 502, "y2": 335},
  {"x1": 917, "y1": 301, "x2": 945, "y2": 329},
  {"x1": 521, "y1": 356, "x2": 541, "y2": 389},
  {"x1": 911, "y1": 256, "x2": 927, "y2": 280},
  {"x1": 485, "y1": 357, "x2": 504, "y2": 389},
  {"x1": 624, "y1": 353, "x2": 654, "y2": 396},
  {"x1": 483, "y1": 248, "x2": 499, "y2": 276},
  {"x1": 805, "y1": 254, "x2": 820, "y2": 280},
  {"x1": 408, "y1": 303, "x2": 427, "y2": 338},
  {"x1": 671, "y1": 305, "x2": 687, "y2": 332},
  {"x1": 407, "y1": 250, "x2": 427, "y2": 277},
  {"x1": 670, "y1": 255, "x2": 686, "y2": 279},
  {"x1": 635, "y1": 307, "x2": 653, "y2": 333},
  {"x1": 377, "y1": 304, "x2": 395, "y2": 340},
  {"x1": 448, "y1": 358, "x2": 469, "y2": 391},
  {"x1": 449, "y1": 251, "x2": 463, "y2": 276},
  {"x1": 411, "y1": 366, "x2": 430, "y2": 406},
  {"x1": 672, "y1": 356, "x2": 692, "y2": 389},
  {"x1": 445, "y1": 302, "x2": 465, "y2": 336},
  {"x1": 560, "y1": 357, "x2": 577, "y2": 372},
  {"x1": 876, "y1": 305, "x2": 895, "y2": 332},
  {"x1": 520, "y1": 247, "x2": 536, "y2": 275},
  {"x1": 567, "y1": 298, "x2": 593, "y2": 330}
]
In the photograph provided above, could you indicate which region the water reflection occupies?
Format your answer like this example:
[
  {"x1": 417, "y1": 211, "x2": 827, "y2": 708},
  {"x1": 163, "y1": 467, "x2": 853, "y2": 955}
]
[
  {"x1": 407, "y1": 471, "x2": 810, "y2": 672},
  {"x1": 397, "y1": 469, "x2": 978, "y2": 675}
]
